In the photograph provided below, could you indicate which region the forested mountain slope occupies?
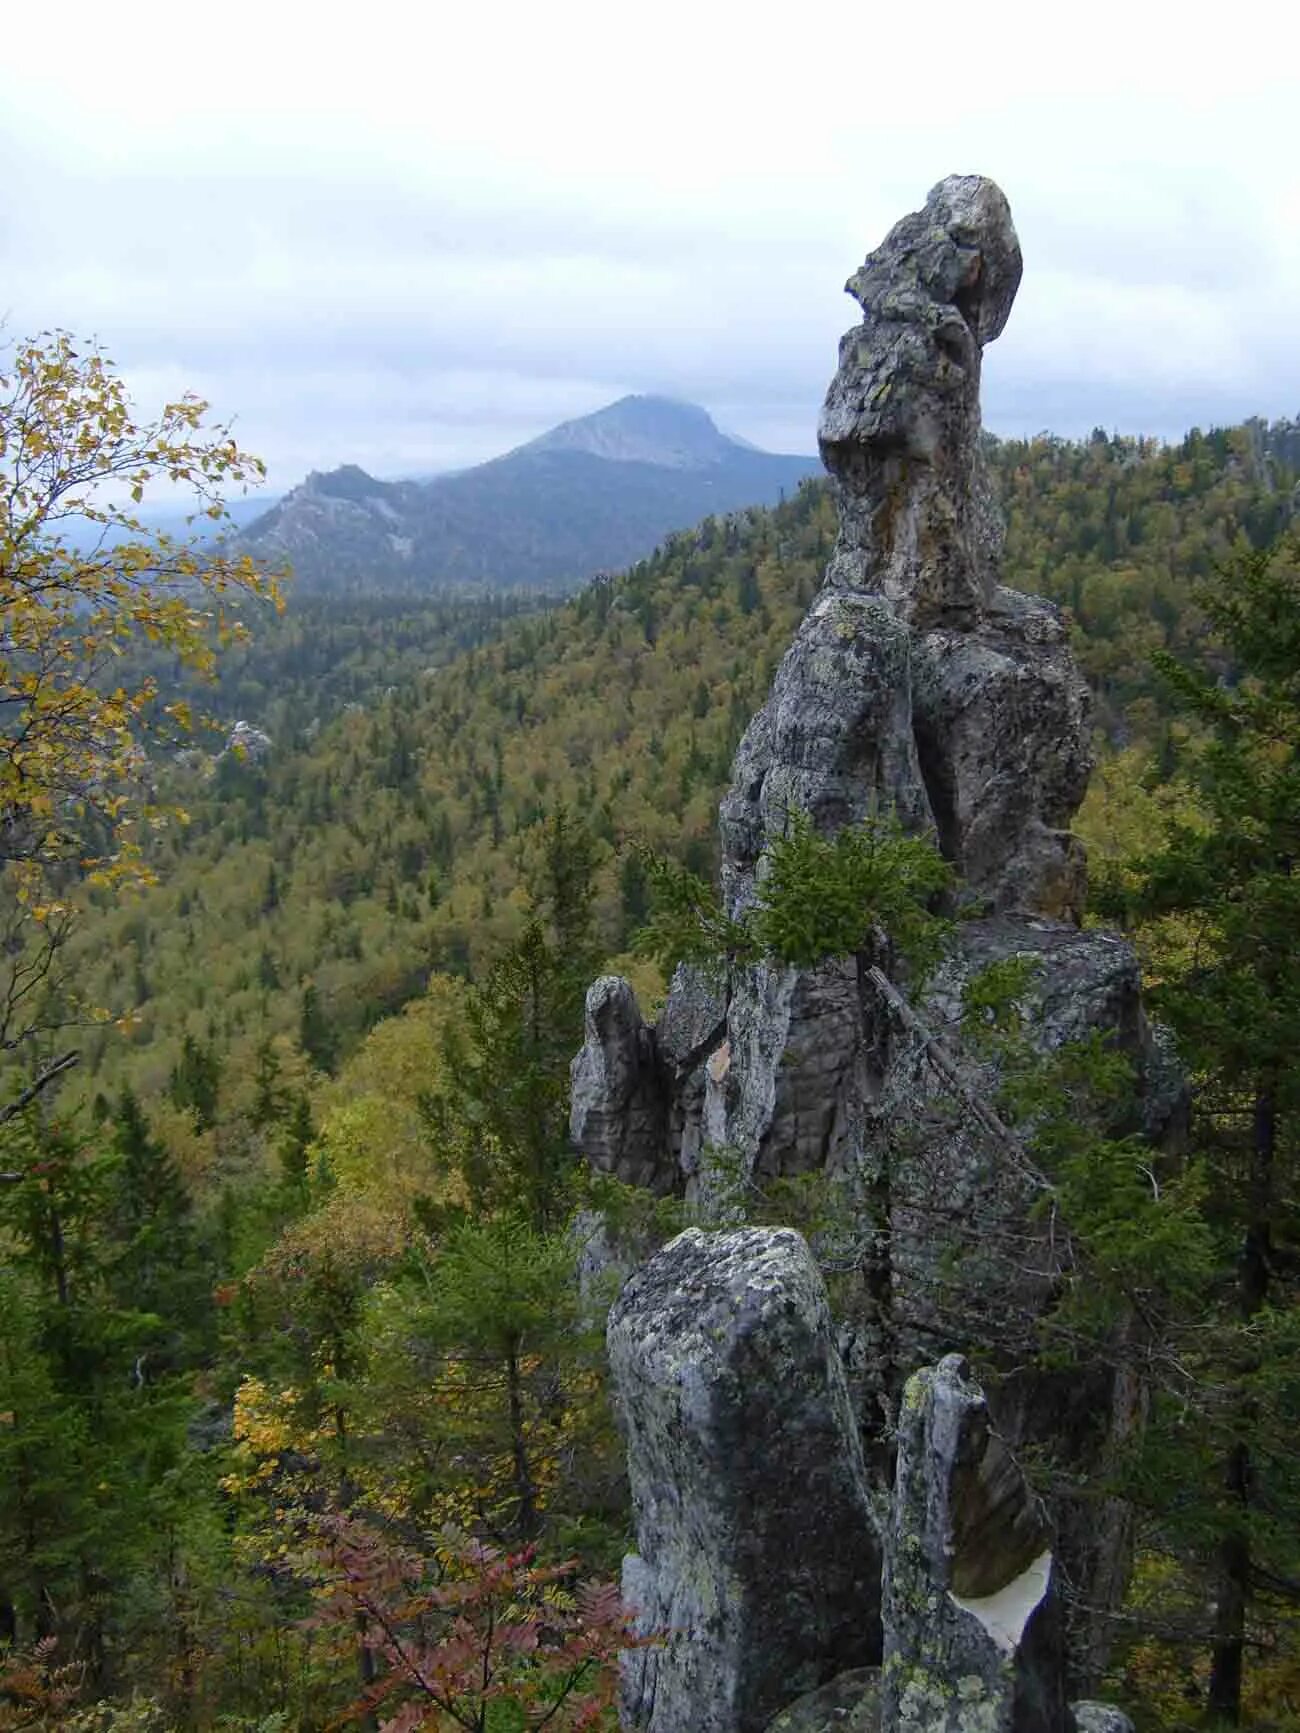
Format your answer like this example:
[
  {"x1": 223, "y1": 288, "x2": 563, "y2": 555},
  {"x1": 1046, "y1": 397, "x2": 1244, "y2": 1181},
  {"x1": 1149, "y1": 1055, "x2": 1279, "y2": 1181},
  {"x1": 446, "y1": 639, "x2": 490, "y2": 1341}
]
[
  {"x1": 5, "y1": 403, "x2": 1299, "y2": 1731},
  {"x1": 998, "y1": 418, "x2": 1299, "y2": 726},
  {"x1": 61, "y1": 416, "x2": 1298, "y2": 1132},
  {"x1": 175, "y1": 588, "x2": 545, "y2": 745},
  {"x1": 241, "y1": 394, "x2": 818, "y2": 594}
]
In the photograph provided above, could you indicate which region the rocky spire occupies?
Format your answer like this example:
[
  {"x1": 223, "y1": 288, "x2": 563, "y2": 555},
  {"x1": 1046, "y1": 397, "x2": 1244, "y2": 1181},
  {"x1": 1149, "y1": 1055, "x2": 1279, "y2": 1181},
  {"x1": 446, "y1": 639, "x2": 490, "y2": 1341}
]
[
  {"x1": 819, "y1": 175, "x2": 1022, "y2": 627},
  {"x1": 572, "y1": 176, "x2": 1185, "y2": 1713},
  {"x1": 719, "y1": 174, "x2": 1089, "y2": 935}
]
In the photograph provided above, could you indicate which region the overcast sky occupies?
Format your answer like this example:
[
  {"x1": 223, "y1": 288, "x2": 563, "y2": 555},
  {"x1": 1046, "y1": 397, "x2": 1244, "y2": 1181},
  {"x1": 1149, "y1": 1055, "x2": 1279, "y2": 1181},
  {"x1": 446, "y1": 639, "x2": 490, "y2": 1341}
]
[{"x1": 4, "y1": 0, "x2": 1298, "y2": 496}]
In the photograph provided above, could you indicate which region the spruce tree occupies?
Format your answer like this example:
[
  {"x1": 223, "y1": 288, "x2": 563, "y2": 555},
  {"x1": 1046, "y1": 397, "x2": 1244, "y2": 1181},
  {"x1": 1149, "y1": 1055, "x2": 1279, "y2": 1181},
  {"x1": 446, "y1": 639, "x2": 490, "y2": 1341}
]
[
  {"x1": 106, "y1": 1088, "x2": 202, "y2": 1364},
  {"x1": 428, "y1": 807, "x2": 601, "y2": 1230},
  {"x1": 167, "y1": 1033, "x2": 221, "y2": 1131}
]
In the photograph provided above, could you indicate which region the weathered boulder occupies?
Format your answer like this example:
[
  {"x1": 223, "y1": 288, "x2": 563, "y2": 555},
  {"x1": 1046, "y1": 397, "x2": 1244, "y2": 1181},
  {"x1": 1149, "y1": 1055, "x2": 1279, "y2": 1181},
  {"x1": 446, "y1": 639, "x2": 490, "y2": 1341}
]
[
  {"x1": 883, "y1": 1356, "x2": 1067, "y2": 1733},
  {"x1": 1069, "y1": 1705, "x2": 1134, "y2": 1733},
  {"x1": 763, "y1": 1669, "x2": 880, "y2": 1733},
  {"x1": 609, "y1": 1227, "x2": 882, "y2": 1733},
  {"x1": 757, "y1": 1675, "x2": 1137, "y2": 1733}
]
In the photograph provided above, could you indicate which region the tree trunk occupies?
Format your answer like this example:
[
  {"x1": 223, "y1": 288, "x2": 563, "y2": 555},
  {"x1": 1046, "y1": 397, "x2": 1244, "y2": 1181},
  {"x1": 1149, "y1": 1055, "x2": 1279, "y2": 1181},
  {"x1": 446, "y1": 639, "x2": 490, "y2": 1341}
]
[
  {"x1": 356, "y1": 1610, "x2": 379, "y2": 1733},
  {"x1": 1208, "y1": 1441, "x2": 1249, "y2": 1725},
  {"x1": 505, "y1": 1339, "x2": 539, "y2": 1541},
  {"x1": 1207, "y1": 1084, "x2": 1275, "y2": 1723},
  {"x1": 48, "y1": 1202, "x2": 69, "y2": 1310}
]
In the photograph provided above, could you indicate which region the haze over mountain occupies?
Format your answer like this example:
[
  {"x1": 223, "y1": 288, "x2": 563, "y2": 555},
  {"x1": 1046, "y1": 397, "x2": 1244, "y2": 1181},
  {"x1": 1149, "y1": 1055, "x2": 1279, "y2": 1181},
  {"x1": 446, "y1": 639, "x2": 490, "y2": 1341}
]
[{"x1": 241, "y1": 395, "x2": 819, "y2": 593}]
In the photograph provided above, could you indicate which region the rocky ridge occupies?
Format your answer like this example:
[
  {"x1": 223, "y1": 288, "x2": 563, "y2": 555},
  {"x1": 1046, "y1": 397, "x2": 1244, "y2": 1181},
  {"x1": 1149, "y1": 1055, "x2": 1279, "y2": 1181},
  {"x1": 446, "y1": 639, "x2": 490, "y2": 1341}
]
[{"x1": 571, "y1": 176, "x2": 1165, "y2": 1730}]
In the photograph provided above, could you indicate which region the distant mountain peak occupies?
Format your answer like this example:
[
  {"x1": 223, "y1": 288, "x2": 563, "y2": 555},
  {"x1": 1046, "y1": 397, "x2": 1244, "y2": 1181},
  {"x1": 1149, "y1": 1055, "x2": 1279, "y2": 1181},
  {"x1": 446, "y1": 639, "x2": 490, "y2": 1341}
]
[
  {"x1": 302, "y1": 464, "x2": 401, "y2": 503},
  {"x1": 243, "y1": 395, "x2": 819, "y2": 593},
  {"x1": 521, "y1": 395, "x2": 741, "y2": 470}
]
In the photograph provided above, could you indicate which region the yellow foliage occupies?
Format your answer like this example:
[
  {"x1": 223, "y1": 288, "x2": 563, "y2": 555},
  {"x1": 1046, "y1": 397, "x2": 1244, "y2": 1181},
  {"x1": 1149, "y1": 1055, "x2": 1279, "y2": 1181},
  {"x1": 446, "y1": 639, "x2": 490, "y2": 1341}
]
[
  {"x1": 1074, "y1": 743, "x2": 1210, "y2": 985},
  {"x1": 140, "y1": 1098, "x2": 217, "y2": 1190},
  {"x1": 0, "y1": 330, "x2": 282, "y2": 1089},
  {"x1": 1075, "y1": 744, "x2": 1203, "y2": 872},
  {"x1": 311, "y1": 976, "x2": 470, "y2": 1212},
  {"x1": 601, "y1": 953, "x2": 668, "y2": 1021},
  {"x1": 244, "y1": 1192, "x2": 406, "y2": 1297}
]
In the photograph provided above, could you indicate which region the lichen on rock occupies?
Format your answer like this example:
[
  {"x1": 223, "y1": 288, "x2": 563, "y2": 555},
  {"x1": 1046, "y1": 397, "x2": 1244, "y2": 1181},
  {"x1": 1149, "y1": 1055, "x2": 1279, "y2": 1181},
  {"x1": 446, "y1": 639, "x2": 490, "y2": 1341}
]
[
  {"x1": 762, "y1": 1668, "x2": 880, "y2": 1733},
  {"x1": 609, "y1": 1227, "x2": 881, "y2": 1733}
]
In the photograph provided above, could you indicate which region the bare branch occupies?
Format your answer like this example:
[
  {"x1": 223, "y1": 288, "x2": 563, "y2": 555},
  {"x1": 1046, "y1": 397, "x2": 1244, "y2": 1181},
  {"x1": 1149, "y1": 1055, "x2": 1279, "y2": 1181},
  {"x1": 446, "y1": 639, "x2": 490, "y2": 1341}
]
[
  {"x1": 0, "y1": 1048, "x2": 80, "y2": 1141},
  {"x1": 865, "y1": 963, "x2": 1042, "y2": 1180}
]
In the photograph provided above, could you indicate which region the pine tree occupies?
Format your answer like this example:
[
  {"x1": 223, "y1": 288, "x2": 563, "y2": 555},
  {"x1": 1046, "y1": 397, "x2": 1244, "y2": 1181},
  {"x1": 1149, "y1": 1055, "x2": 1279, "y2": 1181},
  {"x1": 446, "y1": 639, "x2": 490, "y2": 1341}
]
[
  {"x1": 167, "y1": 1034, "x2": 221, "y2": 1131},
  {"x1": 278, "y1": 1092, "x2": 315, "y2": 1186},
  {"x1": 429, "y1": 808, "x2": 601, "y2": 1230},
  {"x1": 0, "y1": 1116, "x2": 199, "y2": 1688},
  {"x1": 250, "y1": 1035, "x2": 285, "y2": 1128},
  {"x1": 421, "y1": 1218, "x2": 580, "y2": 1541},
  {"x1": 106, "y1": 1088, "x2": 200, "y2": 1363},
  {"x1": 299, "y1": 981, "x2": 338, "y2": 1073}
]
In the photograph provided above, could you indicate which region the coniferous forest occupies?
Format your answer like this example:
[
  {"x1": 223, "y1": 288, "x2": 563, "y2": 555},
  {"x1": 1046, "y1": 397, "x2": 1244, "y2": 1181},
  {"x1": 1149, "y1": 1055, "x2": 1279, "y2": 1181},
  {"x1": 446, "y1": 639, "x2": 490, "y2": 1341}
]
[{"x1": 2, "y1": 329, "x2": 1299, "y2": 1731}]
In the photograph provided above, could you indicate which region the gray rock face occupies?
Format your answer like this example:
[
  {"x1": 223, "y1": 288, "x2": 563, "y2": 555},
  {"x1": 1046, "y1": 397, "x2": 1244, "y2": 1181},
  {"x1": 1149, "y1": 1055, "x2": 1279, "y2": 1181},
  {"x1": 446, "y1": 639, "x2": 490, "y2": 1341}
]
[
  {"x1": 911, "y1": 588, "x2": 1092, "y2": 917},
  {"x1": 1069, "y1": 1705, "x2": 1134, "y2": 1733},
  {"x1": 819, "y1": 175, "x2": 1021, "y2": 629},
  {"x1": 223, "y1": 719, "x2": 273, "y2": 763},
  {"x1": 609, "y1": 1227, "x2": 882, "y2": 1733},
  {"x1": 885, "y1": 917, "x2": 1181, "y2": 1369},
  {"x1": 719, "y1": 593, "x2": 930, "y2": 909},
  {"x1": 570, "y1": 967, "x2": 727, "y2": 1199},
  {"x1": 883, "y1": 1356, "x2": 1067, "y2": 1733},
  {"x1": 571, "y1": 976, "x2": 674, "y2": 1194}
]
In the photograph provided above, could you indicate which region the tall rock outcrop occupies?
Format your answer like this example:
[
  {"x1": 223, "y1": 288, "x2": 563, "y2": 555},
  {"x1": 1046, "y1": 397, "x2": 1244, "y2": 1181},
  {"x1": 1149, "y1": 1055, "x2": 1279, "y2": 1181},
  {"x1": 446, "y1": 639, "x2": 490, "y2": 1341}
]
[
  {"x1": 608, "y1": 1228, "x2": 882, "y2": 1733},
  {"x1": 575, "y1": 175, "x2": 1180, "y2": 1697}
]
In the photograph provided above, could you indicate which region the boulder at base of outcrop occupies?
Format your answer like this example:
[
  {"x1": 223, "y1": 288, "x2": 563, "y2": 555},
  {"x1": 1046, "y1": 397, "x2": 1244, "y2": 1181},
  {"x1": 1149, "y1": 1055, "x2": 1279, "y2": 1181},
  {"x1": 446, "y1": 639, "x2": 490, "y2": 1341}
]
[
  {"x1": 763, "y1": 1669, "x2": 881, "y2": 1733},
  {"x1": 883, "y1": 1355, "x2": 1068, "y2": 1733},
  {"x1": 608, "y1": 1227, "x2": 882, "y2": 1733},
  {"x1": 1070, "y1": 1705, "x2": 1135, "y2": 1733}
]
